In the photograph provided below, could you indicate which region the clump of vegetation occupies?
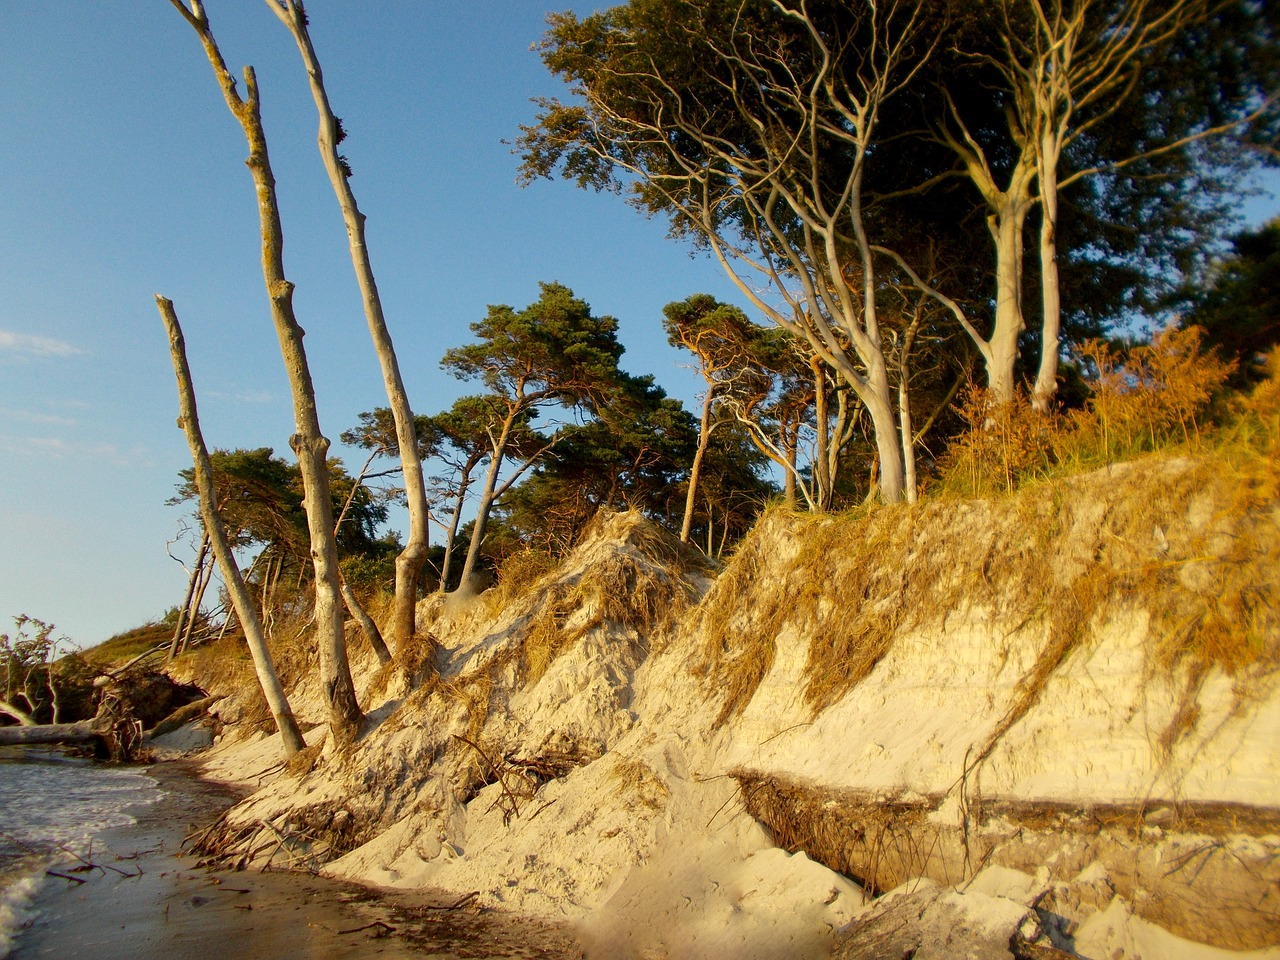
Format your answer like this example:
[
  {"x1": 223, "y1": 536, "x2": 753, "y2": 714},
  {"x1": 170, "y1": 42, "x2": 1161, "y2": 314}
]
[
  {"x1": 506, "y1": 512, "x2": 698, "y2": 687},
  {"x1": 1, "y1": 616, "x2": 91, "y2": 725},
  {"x1": 939, "y1": 326, "x2": 1237, "y2": 497},
  {"x1": 608, "y1": 757, "x2": 670, "y2": 811},
  {"x1": 696, "y1": 349, "x2": 1280, "y2": 751},
  {"x1": 435, "y1": 512, "x2": 701, "y2": 752}
]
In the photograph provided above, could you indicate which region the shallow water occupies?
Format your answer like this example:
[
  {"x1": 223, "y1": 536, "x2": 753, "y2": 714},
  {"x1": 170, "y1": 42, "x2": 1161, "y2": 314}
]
[{"x1": 0, "y1": 749, "x2": 158, "y2": 958}]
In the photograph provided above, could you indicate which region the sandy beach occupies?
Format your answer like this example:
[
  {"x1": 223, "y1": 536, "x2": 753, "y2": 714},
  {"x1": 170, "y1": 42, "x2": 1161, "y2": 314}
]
[{"x1": 12, "y1": 758, "x2": 583, "y2": 960}]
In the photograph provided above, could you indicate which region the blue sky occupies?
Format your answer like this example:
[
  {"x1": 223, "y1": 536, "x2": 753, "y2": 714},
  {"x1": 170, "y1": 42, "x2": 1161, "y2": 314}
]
[
  {"x1": 0, "y1": 1, "x2": 753, "y2": 647},
  {"x1": 1, "y1": 2, "x2": 1276, "y2": 648}
]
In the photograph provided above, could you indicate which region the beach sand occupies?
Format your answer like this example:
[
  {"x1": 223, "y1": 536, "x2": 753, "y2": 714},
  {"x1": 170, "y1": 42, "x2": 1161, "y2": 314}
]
[{"x1": 12, "y1": 758, "x2": 583, "y2": 960}]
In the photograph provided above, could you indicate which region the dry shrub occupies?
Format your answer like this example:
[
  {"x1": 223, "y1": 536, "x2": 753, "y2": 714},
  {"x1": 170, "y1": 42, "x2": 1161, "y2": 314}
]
[
  {"x1": 940, "y1": 386, "x2": 1058, "y2": 496},
  {"x1": 1057, "y1": 325, "x2": 1235, "y2": 467},
  {"x1": 938, "y1": 326, "x2": 1236, "y2": 497},
  {"x1": 1226, "y1": 350, "x2": 1280, "y2": 455},
  {"x1": 700, "y1": 451, "x2": 1278, "y2": 759},
  {"x1": 481, "y1": 547, "x2": 560, "y2": 615}
]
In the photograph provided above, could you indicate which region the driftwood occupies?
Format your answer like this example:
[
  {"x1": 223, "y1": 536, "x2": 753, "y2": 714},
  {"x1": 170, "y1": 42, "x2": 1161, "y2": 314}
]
[
  {"x1": 146, "y1": 695, "x2": 222, "y2": 741},
  {"x1": 0, "y1": 689, "x2": 143, "y2": 760},
  {"x1": 0, "y1": 718, "x2": 106, "y2": 747}
]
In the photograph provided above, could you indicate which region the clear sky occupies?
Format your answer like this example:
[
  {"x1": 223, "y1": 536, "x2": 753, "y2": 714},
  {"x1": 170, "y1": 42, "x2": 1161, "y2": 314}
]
[{"x1": 1, "y1": 2, "x2": 1276, "y2": 649}]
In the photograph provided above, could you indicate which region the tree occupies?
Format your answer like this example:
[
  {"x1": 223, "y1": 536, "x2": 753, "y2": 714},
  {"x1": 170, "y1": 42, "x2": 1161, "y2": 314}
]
[
  {"x1": 663, "y1": 294, "x2": 771, "y2": 540},
  {"x1": 492, "y1": 380, "x2": 699, "y2": 555},
  {"x1": 157, "y1": 296, "x2": 305, "y2": 757},
  {"x1": 267, "y1": 0, "x2": 434, "y2": 654},
  {"x1": 441, "y1": 282, "x2": 627, "y2": 590},
  {"x1": 908, "y1": 0, "x2": 1278, "y2": 409},
  {"x1": 1177, "y1": 218, "x2": 1280, "y2": 386},
  {"x1": 677, "y1": 420, "x2": 777, "y2": 556},
  {"x1": 169, "y1": 0, "x2": 362, "y2": 742},
  {"x1": 1, "y1": 616, "x2": 66, "y2": 727},
  {"x1": 520, "y1": 0, "x2": 942, "y2": 503}
]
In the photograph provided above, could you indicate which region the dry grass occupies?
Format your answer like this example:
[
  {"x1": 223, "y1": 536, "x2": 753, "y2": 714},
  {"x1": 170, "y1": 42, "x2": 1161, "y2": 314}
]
[
  {"x1": 607, "y1": 757, "x2": 671, "y2": 811},
  {"x1": 697, "y1": 448, "x2": 1279, "y2": 758}
]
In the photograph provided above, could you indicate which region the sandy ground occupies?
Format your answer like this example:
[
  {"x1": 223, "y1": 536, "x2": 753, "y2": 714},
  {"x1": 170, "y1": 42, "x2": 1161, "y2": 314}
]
[{"x1": 12, "y1": 759, "x2": 583, "y2": 960}]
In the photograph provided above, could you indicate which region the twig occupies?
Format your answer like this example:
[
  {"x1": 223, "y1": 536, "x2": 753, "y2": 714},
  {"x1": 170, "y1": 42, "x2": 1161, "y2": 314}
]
[
  {"x1": 46, "y1": 869, "x2": 86, "y2": 884},
  {"x1": 759, "y1": 721, "x2": 812, "y2": 746},
  {"x1": 422, "y1": 891, "x2": 480, "y2": 911},
  {"x1": 453, "y1": 734, "x2": 523, "y2": 824},
  {"x1": 338, "y1": 920, "x2": 396, "y2": 935},
  {"x1": 57, "y1": 842, "x2": 139, "y2": 878},
  {"x1": 706, "y1": 781, "x2": 744, "y2": 830}
]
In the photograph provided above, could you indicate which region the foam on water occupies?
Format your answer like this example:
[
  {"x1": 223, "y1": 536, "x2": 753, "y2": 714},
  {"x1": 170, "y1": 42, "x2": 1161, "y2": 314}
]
[{"x1": 0, "y1": 750, "x2": 159, "y2": 958}]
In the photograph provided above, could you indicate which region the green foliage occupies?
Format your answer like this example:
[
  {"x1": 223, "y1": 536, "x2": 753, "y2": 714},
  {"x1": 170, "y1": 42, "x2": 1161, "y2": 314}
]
[
  {"x1": 1176, "y1": 219, "x2": 1280, "y2": 386},
  {"x1": 680, "y1": 420, "x2": 778, "y2": 555},
  {"x1": 171, "y1": 447, "x2": 392, "y2": 586},
  {"x1": 494, "y1": 373, "x2": 697, "y2": 554},
  {"x1": 340, "y1": 407, "x2": 439, "y2": 462},
  {"x1": 441, "y1": 281, "x2": 626, "y2": 413},
  {"x1": 0, "y1": 615, "x2": 91, "y2": 725}
]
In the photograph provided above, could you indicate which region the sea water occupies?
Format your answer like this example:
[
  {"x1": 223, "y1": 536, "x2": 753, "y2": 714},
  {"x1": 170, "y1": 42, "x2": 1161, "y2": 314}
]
[{"x1": 0, "y1": 749, "x2": 158, "y2": 959}]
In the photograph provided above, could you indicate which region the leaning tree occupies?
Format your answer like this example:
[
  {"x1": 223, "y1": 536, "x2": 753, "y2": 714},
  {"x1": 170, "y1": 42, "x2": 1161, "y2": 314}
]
[{"x1": 520, "y1": 0, "x2": 943, "y2": 503}]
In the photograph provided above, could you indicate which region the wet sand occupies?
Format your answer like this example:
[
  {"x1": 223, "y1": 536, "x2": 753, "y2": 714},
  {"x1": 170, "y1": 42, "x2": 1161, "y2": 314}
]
[{"x1": 13, "y1": 759, "x2": 583, "y2": 960}]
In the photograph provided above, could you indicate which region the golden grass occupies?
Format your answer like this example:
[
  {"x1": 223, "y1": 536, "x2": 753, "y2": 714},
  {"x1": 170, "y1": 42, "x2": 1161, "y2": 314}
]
[
  {"x1": 607, "y1": 757, "x2": 671, "y2": 811},
  {"x1": 697, "y1": 448, "x2": 1279, "y2": 757}
]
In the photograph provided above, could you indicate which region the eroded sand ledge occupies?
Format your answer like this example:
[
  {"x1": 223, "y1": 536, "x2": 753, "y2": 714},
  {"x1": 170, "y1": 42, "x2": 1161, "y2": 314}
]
[{"x1": 168, "y1": 456, "x2": 1280, "y2": 960}]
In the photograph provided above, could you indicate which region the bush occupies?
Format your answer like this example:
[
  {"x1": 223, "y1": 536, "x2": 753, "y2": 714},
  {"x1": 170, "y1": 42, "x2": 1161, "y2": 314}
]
[{"x1": 938, "y1": 325, "x2": 1237, "y2": 495}]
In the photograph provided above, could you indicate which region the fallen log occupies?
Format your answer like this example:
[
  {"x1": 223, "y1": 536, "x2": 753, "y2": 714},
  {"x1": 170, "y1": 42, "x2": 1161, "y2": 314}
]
[
  {"x1": 146, "y1": 695, "x2": 222, "y2": 741},
  {"x1": 0, "y1": 718, "x2": 105, "y2": 747}
]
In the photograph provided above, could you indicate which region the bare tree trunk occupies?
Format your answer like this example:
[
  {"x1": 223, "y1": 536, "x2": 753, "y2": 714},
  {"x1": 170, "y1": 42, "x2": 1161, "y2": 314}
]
[
  {"x1": 1033, "y1": 137, "x2": 1062, "y2": 412},
  {"x1": 269, "y1": 0, "x2": 432, "y2": 656},
  {"x1": 454, "y1": 417, "x2": 554, "y2": 592},
  {"x1": 782, "y1": 420, "x2": 799, "y2": 509},
  {"x1": 898, "y1": 323, "x2": 920, "y2": 505},
  {"x1": 457, "y1": 437, "x2": 507, "y2": 594},
  {"x1": 987, "y1": 195, "x2": 1032, "y2": 405},
  {"x1": 0, "y1": 699, "x2": 37, "y2": 726},
  {"x1": 180, "y1": 548, "x2": 216, "y2": 655},
  {"x1": 167, "y1": 531, "x2": 209, "y2": 663},
  {"x1": 340, "y1": 577, "x2": 391, "y2": 665},
  {"x1": 810, "y1": 357, "x2": 832, "y2": 512},
  {"x1": 681, "y1": 387, "x2": 716, "y2": 542},
  {"x1": 330, "y1": 465, "x2": 392, "y2": 666},
  {"x1": 0, "y1": 719, "x2": 104, "y2": 747},
  {"x1": 169, "y1": 0, "x2": 363, "y2": 744},
  {"x1": 157, "y1": 295, "x2": 305, "y2": 758},
  {"x1": 437, "y1": 469, "x2": 474, "y2": 593}
]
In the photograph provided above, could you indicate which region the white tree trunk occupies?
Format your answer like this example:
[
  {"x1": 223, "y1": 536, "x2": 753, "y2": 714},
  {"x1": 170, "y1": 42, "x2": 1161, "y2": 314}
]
[
  {"x1": 681, "y1": 388, "x2": 716, "y2": 542},
  {"x1": 270, "y1": 0, "x2": 432, "y2": 655},
  {"x1": 157, "y1": 295, "x2": 305, "y2": 758},
  {"x1": 986, "y1": 193, "x2": 1032, "y2": 405},
  {"x1": 171, "y1": 1, "x2": 363, "y2": 743},
  {"x1": 1033, "y1": 133, "x2": 1063, "y2": 412}
]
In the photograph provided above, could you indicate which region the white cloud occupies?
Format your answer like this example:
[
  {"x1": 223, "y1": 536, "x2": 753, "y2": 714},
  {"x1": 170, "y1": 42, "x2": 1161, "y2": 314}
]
[
  {"x1": 0, "y1": 435, "x2": 143, "y2": 467},
  {"x1": 0, "y1": 329, "x2": 84, "y2": 358},
  {"x1": 0, "y1": 407, "x2": 78, "y2": 427},
  {"x1": 207, "y1": 388, "x2": 273, "y2": 403}
]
